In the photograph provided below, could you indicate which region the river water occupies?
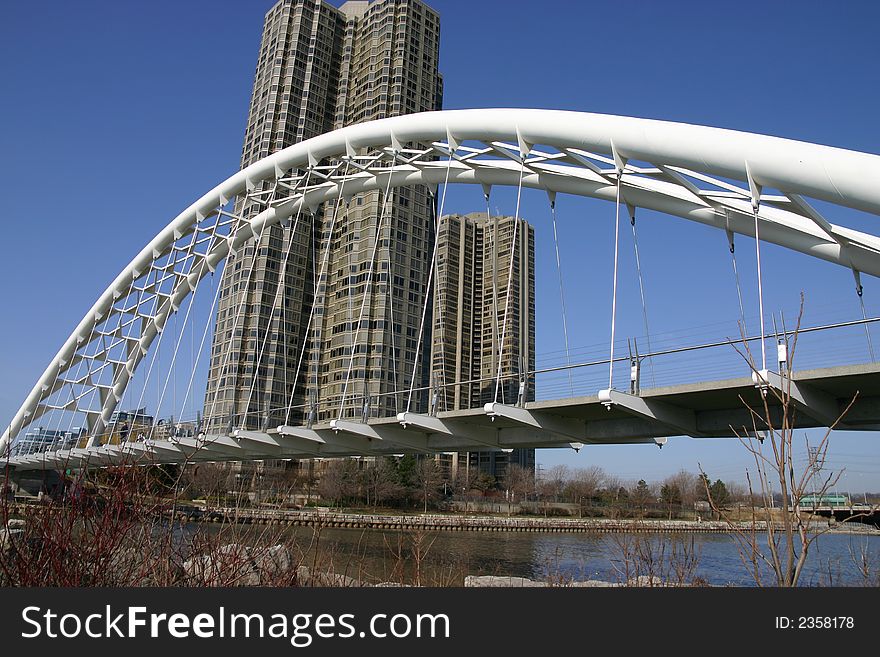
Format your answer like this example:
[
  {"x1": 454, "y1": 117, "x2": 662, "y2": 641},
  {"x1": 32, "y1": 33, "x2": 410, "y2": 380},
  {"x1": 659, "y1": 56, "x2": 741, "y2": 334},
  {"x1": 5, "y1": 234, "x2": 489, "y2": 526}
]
[{"x1": 218, "y1": 524, "x2": 880, "y2": 587}]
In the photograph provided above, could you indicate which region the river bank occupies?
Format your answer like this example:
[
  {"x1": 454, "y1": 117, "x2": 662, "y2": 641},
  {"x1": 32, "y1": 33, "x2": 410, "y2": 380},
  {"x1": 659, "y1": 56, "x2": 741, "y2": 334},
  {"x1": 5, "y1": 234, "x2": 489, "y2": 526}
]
[
  {"x1": 8, "y1": 500, "x2": 877, "y2": 536},
  {"x1": 4, "y1": 510, "x2": 878, "y2": 586},
  {"x1": 166, "y1": 506, "x2": 880, "y2": 535}
]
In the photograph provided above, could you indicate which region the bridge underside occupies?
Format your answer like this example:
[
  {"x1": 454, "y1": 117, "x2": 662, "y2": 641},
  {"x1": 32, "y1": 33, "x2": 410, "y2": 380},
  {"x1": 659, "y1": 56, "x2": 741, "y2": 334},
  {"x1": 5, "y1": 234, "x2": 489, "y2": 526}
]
[{"x1": 7, "y1": 362, "x2": 880, "y2": 472}]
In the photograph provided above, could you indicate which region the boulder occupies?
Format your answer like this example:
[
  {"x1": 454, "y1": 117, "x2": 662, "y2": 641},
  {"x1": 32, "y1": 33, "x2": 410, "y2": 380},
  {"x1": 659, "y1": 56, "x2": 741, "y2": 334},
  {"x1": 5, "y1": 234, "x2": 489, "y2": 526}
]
[
  {"x1": 465, "y1": 575, "x2": 548, "y2": 587},
  {"x1": 465, "y1": 574, "x2": 617, "y2": 587},
  {"x1": 295, "y1": 565, "x2": 365, "y2": 587},
  {"x1": 107, "y1": 547, "x2": 185, "y2": 586},
  {"x1": 184, "y1": 544, "x2": 302, "y2": 586},
  {"x1": 0, "y1": 527, "x2": 23, "y2": 554}
]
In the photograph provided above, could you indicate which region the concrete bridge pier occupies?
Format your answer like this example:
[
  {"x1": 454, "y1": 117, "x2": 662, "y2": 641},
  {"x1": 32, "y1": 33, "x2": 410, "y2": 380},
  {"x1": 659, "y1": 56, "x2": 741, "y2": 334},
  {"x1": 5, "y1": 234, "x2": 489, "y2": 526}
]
[{"x1": 5, "y1": 466, "x2": 64, "y2": 500}]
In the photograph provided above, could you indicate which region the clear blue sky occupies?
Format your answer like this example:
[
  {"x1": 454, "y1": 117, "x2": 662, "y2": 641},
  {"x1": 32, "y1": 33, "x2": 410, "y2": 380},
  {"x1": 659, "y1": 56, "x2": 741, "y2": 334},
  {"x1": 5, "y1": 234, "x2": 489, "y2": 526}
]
[{"x1": 2, "y1": 0, "x2": 880, "y2": 492}]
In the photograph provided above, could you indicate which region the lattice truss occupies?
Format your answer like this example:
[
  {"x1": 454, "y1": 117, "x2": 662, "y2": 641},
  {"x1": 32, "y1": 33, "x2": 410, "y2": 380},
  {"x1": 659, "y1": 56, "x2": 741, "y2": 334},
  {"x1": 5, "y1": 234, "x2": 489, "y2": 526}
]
[
  {"x1": 30, "y1": 202, "x2": 238, "y2": 440},
  {"x1": 7, "y1": 109, "x2": 880, "y2": 455}
]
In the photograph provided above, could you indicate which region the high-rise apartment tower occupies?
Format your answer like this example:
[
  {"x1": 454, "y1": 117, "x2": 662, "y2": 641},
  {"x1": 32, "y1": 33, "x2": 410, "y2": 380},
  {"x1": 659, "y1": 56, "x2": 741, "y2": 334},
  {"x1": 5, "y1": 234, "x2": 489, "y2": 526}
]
[
  {"x1": 204, "y1": 0, "x2": 442, "y2": 430},
  {"x1": 432, "y1": 212, "x2": 536, "y2": 481}
]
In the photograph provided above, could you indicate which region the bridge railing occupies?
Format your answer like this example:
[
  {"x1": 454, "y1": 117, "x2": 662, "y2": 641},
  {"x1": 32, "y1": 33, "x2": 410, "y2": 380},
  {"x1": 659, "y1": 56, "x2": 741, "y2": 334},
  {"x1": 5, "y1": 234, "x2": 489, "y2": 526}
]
[
  {"x1": 192, "y1": 314, "x2": 880, "y2": 432},
  {"x1": 22, "y1": 314, "x2": 877, "y2": 452},
  {"x1": 533, "y1": 315, "x2": 880, "y2": 402}
]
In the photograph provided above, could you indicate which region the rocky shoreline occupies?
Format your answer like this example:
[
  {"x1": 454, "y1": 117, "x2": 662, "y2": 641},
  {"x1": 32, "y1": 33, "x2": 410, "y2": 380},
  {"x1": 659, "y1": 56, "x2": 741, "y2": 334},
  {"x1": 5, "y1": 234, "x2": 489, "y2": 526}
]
[
  {"x1": 7, "y1": 502, "x2": 878, "y2": 535},
  {"x1": 193, "y1": 509, "x2": 743, "y2": 533},
  {"x1": 3, "y1": 515, "x2": 876, "y2": 587},
  {"x1": 165, "y1": 507, "x2": 880, "y2": 535}
]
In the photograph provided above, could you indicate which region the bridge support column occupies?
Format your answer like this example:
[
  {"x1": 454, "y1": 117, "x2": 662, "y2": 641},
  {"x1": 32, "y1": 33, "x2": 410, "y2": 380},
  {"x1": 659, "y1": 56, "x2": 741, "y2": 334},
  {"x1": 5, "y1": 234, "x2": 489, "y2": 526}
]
[
  {"x1": 598, "y1": 388, "x2": 700, "y2": 440},
  {"x1": 330, "y1": 420, "x2": 430, "y2": 452},
  {"x1": 753, "y1": 369, "x2": 844, "y2": 427},
  {"x1": 397, "y1": 412, "x2": 507, "y2": 451}
]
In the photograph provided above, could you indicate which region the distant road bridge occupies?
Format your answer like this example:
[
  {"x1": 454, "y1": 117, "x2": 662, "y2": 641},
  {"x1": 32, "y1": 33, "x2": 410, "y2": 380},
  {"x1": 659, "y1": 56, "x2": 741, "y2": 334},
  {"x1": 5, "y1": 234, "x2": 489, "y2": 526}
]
[
  {"x1": 799, "y1": 503, "x2": 880, "y2": 528},
  {"x1": 5, "y1": 108, "x2": 880, "y2": 470}
]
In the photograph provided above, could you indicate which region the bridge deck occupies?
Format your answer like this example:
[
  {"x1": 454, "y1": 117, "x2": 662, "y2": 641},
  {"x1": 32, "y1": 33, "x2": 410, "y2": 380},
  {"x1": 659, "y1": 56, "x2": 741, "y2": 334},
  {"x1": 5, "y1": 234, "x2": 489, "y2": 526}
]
[{"x1": 8, "y1": 362, "x2": 880, "y2": 470}]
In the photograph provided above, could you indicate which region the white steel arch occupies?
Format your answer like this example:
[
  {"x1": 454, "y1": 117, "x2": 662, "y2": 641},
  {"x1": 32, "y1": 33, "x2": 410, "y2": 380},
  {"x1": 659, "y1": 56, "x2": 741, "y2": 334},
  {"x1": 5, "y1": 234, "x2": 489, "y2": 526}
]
[{"x1": 5, "y1": 107, "x2": 880, "y2": 456}]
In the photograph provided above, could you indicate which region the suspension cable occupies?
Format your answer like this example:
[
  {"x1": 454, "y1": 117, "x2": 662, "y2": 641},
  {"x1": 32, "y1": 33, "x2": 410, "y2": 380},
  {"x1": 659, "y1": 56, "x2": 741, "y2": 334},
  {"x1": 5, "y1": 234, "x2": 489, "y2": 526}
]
[
  {"x1": 384, "y1": 172, "x2": 400, "y2": 415},
  {"x1": 753, "y1": 205, "x2": 767, "y2": 372},
  {"x1": 629, "y1": 207, "x2": 655, "y2": 387},
  {"x1": 172, "y1": 296, "x2": 178, "y2": 423},
  {"x1": 549, "y1": 193, "x2": 574, "y2": 396},
  {"x1": 79, "y1": 297, "x2": 137, "y2": 447},
  {"x1": 407, "y1": 153, "x2": 453, "y2": 413},
  {"x1": 38, "y1": 354, "x2": 68, "y2": 450},
  {"x1": 494, "y1": 157, "x2": 525, "y2": 403},
  {"x1": 339, "y1": 151, "x2": 398, "y2": 420},
  {"x1": 311, "y1": 209, "x2": 320, "y2": 422},
  {"x1": 203, "y1": 199, "x2": 270, "y2": 431},
  {"x1": 347, "y1": 242, "x2": 354, "y2": 394},
  {"x1": 432, "y1": 157, "x2": 455, "y2": 412},
  {"x1": 53, "y1": 272, "x2": 132, "y2": 448},
  {"x1": 404, "y1": 190, "x2": 434, "y2": 415},
  {"x1": 189, "y1": 248, "x2": 195, "y2": 420},
  {"x1": 236, "y1": 180, "x2": 285, "y2": 430},
  {"x1": 128, "y1": 245, "x2": 191, "y2": 439},
  {"x1": 156, "y1": 311, "x2": 160, "y2": 418},
  {"x1": 132, "y1": 264, "x2": 173, "y2": 436},
  {"x1": 148, "y1": 254, "x2": 206, "y2": 441},
  {"x1": 727, "y1": 228, "x2": 748, "y2": 334},
  {"x1": 487, "y1": 191, "x2": 499, "y2": 406},
  {"x1": 179, "y1": 258, "x2": 222, "y2": 431},
  {"x1": 243, "y1": 169, "x2": 312, "y2": 427},
  {"x1": 853, "y1": 270, "x2": 876, "y2": 361},
  {"x1": 146, "y1": 226, "x2": 212, "y2": 435},
  {"x1": 56, "y1": 286, "x2": 107, "y2": 446},
  {"x1": 607, "y1": 168, "x2": 623, "y2": 390},
  {"x1": 286, "y1": 160, "x2": 352, "y2": 425}
]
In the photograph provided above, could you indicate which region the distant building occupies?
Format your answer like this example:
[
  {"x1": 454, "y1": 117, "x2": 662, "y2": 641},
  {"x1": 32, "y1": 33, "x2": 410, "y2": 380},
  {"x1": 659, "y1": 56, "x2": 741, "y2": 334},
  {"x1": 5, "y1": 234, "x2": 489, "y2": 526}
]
[
  {"x1": 200, "y1": 0, "x2": 442, "y2": 486},
  {"x1": 203, "y1": 0, "x2": 442, "y2": 431},
  {"x1": 106, "y1": 408, "x2": 154, "y2": 443},
  {"x1": 12, "y1": 426, "x2": 85, "y2": 456},
  {"x1": 431, "y1": 212, "x2": 536, "y2": 483},
  {"x1": 108, "y1": 408, "x2": 154, "y2": 426}
]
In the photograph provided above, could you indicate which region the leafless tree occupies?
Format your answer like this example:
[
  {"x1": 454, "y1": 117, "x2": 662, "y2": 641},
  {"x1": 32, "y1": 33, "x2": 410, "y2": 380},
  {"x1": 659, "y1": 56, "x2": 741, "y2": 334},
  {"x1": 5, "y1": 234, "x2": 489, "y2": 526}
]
[
  {"x1": 451, "y1": 465, "x2": 481, "y2": 515},
  {"x1": 262, "y1": 462, "x2": 306, "y2": 507},
  {"x1": 534, "y1": 465, "x2": 578, "y2": 517},
  {"x1": 599, "y1": 474, "x2": 626, "y2": 519},
  {"x1": 630, "y1": 479, "x2": 655, "y2": 517},
  {"x1": 183, "y1": 463, "x2": 233, "y2": 506},
  {"x1": 415, "y1": 459, "x2": 444, "y2": 513},
  {"x1": 566, "y1": 465, "x2": 605, "y2": 518},
  {"x1": 542, "y1": 465, "x2": 569, "y2": 503},
  {"x1": 610, "y1": 531, "x2": 703, "y2": 587},
  {"x1": 359, "y1": 458, "x2": 400, "y2": 510},
  {"x1": 665, "y1": 469, "x2": 700, "y2": 518},
  {"x1": 659, "y1": 478, "x2": 682, "y2": 520},
  {"x1": 704, "y1": 296, "x2": 857, "y2": 586},
  {"x1": 317, "y1": 459, "x2": 359, "y2": 508},
  {"x1": 501, "y1": 464, "x2": 533, "y2": 516}
]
